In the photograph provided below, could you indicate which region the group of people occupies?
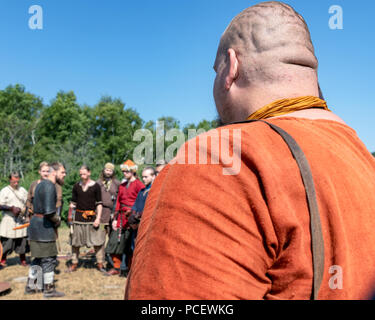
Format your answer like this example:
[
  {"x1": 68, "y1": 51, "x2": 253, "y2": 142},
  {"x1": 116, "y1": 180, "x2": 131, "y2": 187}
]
[
  {"x1": 2, "y1": 0, "x2": 375, "y2": 301},
  {"x1": 0, "y1": 159, "x2": 167, "y2": 298}
]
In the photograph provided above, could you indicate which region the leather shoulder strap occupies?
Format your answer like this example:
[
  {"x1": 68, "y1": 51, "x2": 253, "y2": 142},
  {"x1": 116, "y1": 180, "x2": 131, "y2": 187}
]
[{"x1": 230, "y1": 119, "x2": 325, "y2": 300}]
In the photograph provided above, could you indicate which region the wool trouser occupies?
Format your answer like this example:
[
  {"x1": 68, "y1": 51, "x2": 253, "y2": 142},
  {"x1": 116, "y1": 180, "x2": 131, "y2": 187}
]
[{"x1": 0, "y1": 236, "x2": 29, "y2": 261}]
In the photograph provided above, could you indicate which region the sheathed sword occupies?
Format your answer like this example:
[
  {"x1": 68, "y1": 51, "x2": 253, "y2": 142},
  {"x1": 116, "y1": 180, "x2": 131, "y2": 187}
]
[{"x1": 13, "y1": 223, "x2": 30, "y2": 230}]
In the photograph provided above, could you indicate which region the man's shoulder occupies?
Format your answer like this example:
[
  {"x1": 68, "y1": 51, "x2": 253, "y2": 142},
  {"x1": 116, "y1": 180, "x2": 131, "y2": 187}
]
[
  {"x1": 120, "y1": 180, "x2": 127, "y2": 187},
  {"x1": 37, "y1": 179, "x2": 54, "y2": 189},
  {"x1": 0, "y1": 185, "x2": 10, "y2": 194},
  {"x1": 73, "y1": 181, "x2": 80, "y2": 187},
  {"x1": 19, "y1": 186, "x2": 28, "y2": 194},
  {"x1": 55, "y1": 183, "x2": 62, "y2": 190},
  {"x1": 92, "y1": 181, "x2": 101, "y2": 188},
  {"x1": 29, "y1": 180, "x2": 39, "y2": 190},
  {"x1": 135, "y1": 179, "x2": 144, "y2": 187},
  {"x1": 35, "y1": 180, "x2": 56, "y2": 196}
]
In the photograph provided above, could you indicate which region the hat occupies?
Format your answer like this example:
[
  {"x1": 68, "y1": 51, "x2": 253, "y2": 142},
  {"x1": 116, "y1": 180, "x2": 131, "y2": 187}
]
[
  {"x1": 120, "y1": 160, "x2": 138, "y2": 172},
  {"x1": 104, "y1": 163, "x2": 115, "y2": 171}
]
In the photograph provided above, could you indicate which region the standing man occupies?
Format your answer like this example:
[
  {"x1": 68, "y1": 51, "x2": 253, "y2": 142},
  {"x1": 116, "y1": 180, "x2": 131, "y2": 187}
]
[
  {"x1": 67, "y1": 165, "x2": 105, "y2": 272},
  {"x1": 128, "y1": 167, "x2": 156, "y2": 231},
  {"x1": 105, "y1": 160, "x2": 144, "y2": 276},
  {"x1": 25, "y1": 161, "x2": 50, "y2": 219},
  {"x1": 126, "y1": 1, "x2": 375, "y2": 300},
  {"x1": 127, "y1": 166, "x2": 156, "y2": 271},
  {"x1": 25, "y1": 162, "x2": 66, "y2": 297},
  {"x1": 0, "y1": 172, "x2": 29, "y2": 267},
  {"x1": 96, "y1": 162, "x2": 120, "y2": 271}
]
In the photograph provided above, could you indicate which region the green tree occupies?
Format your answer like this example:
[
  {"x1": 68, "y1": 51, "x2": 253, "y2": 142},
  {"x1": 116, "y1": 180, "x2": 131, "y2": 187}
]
[
  {"x1": 0, "y1": 84, "x2": 43, "y2": 178},
  {"x1": 93, "y1": 96, "x2": 143, "y2": 165},
  {"x1": 33, "y1": 91, "x2": 94, "y2": 172}
]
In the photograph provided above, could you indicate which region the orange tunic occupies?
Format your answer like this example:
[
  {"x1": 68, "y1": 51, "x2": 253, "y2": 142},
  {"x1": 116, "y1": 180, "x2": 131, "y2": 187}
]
[{"x1": 125, "y1": 117, "x2": 375, "y2": 300}]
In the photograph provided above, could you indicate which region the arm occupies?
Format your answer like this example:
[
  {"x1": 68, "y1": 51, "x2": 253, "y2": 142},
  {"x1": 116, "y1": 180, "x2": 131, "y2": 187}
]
[
  {"x1": 93, "y1": 183, "x2": 103, "y2": 228},
  {"x1": 25, "y1": 182, "x2": 35, "y2": 218},
  {"x1": 0, "y1": 205, "x2": 20, "y2": 216},
  {"x1": 94, "y1": 204, "x2": 102, "y2": 228},
  {"x1": 45, "y1": 212, "x2": 61, "y2": 228},
  {"x1": 68, "y1": 184, "x2": 77, "y2": 224},
  {"x1": 44, "y1": 183, "x2": 60, "y2": 228},
  {"x1": 0, "y1": 189, "x2": 21, "y2": 216}
]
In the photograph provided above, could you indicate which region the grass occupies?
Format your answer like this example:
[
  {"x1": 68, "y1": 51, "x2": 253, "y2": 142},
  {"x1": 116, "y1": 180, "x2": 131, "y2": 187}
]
[{"x1": 0, "y1": 227, "x2": 127, "y2": 300}]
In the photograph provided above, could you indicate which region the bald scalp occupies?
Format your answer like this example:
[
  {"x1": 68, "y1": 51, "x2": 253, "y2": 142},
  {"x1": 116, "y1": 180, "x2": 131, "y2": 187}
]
[{"x1": 216, "y1": 1, "x2": 318, "y2": 84}]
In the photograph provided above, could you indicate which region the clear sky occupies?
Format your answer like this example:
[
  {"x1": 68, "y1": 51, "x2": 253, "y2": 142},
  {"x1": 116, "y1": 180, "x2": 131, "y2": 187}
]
[{"x1": 1, "y1": 0, "x2": 374, "y2": 151}]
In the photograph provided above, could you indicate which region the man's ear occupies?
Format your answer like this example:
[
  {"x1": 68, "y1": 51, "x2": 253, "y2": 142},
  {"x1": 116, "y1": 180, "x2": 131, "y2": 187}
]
[{"x1": 225, "y1": 48, "x2": 239, "y2": 90}]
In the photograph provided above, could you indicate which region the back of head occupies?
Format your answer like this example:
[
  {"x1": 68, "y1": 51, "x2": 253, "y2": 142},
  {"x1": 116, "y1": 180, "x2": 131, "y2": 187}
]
[
  {"x1": 49, "y1": 162, "x2": 62, "y2": 173},
  {"x1": 216, "y1": 1, "x2": 318, "y2": 86}
]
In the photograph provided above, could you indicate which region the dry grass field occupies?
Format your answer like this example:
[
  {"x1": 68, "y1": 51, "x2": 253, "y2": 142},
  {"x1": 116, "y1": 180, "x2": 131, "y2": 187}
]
[{"x1": 0, "y1": 227, "x2": 126, "y2": 300}]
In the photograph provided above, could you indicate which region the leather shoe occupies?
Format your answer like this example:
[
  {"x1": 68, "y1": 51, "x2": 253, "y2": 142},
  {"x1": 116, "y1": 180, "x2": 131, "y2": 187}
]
[
  {"x1": 65, "y1": 263, "x2": 78, "y2": 273},
  {"x1": 104, "y1": 268, "x2": 120, "y2": 276},
  {"x1": 20, "y1": 260, "x2": 29, "y2": 267},
  {"x1": 96, "y1": 263, "x2": 106, "y2": 272}
]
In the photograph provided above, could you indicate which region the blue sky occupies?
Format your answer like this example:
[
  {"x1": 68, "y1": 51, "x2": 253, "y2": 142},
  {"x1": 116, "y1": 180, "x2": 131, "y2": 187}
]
[{"x1": 1, "y1": 0, "x2": 374, "y2": 151}]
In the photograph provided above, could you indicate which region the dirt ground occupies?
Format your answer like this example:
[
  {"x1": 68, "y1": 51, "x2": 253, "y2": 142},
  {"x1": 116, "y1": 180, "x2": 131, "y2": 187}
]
[{"x1": 0, "y1": 227, "x2": 127, "y2": 300}]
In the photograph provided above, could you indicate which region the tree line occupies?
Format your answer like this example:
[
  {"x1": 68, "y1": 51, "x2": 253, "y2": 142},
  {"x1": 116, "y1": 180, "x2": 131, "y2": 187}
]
[
  {"x1": 1, "y1": 84, "x2": 374, "y2": 221},
  {"x1": 0, "y1": 84, "x2": 218, "y2": 221}
]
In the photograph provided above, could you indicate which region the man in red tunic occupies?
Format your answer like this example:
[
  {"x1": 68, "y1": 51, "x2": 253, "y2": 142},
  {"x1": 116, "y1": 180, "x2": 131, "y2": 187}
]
[{"x1": 105, "y1": 160, "x2": 144, "y2": 276}]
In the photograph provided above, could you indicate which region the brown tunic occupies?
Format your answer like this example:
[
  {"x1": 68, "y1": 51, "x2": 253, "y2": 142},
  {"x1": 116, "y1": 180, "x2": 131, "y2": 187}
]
[{"x1": 96, "y1": 178, "x2": 120, "y2": 224}]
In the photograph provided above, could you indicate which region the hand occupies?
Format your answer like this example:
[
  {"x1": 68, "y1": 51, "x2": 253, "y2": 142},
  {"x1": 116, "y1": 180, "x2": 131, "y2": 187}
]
[
  {"x1": 93, "y1": 218, "x2": 100, "y2": 228},
  {"x1": 112, "y1": 220, "x2": 118, "y2": 231},
  {"x1": 11, "y1": 206, "x2": 21, "y2": 216},
  {"x1": 54, "y1": 217, "x2": 61, "y2": 228}
]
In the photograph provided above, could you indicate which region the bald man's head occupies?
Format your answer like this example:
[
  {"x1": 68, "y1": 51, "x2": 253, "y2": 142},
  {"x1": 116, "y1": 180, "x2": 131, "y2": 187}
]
[
  {"x1": 215, "y1": 1, "x2": 318, "y2": 84},
  {"x1": 213, "y1": 1, "x2": 320, "y2": 124}
]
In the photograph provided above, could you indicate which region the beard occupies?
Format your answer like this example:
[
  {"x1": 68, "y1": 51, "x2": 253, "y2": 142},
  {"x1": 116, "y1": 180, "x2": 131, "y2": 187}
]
[
  {"x1": 56, "y1": 177, "x2": 65, "y2": 186},
  {"x1": 104, "y1": 172, "x2": 113, "y2": 180}
]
